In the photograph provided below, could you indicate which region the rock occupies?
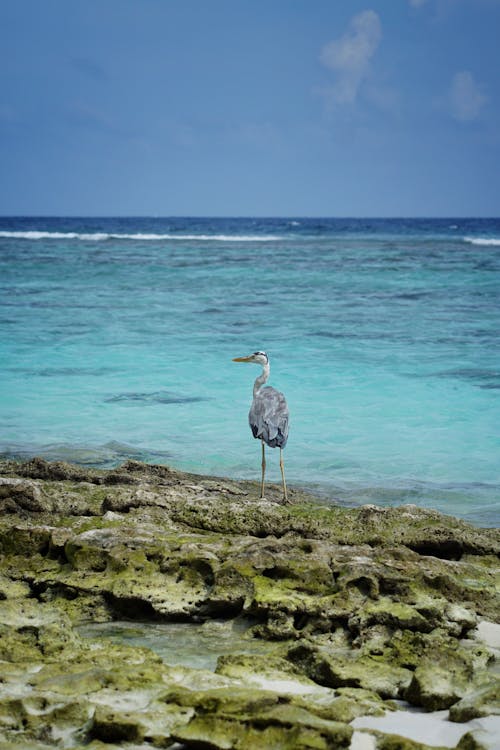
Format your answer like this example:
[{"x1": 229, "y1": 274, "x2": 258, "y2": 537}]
[
  {"x1": 1, "y1": 456, "x2": 103, "y2": 483},
  {"x1": 172, "y1": 700, "x2": 353, "y2": 749},
  {"x1": 0, "y1": 458, "x2": 498, "y2": 748},
  {"x1": 349, "y1": 597, "x2": 435, "y2": 635},
  {"x1": 0, "y1": 574, "x2": 31, "y2": 599},
  {"x1": 445, "y1": 604, "x2": 478, "y2": 636},
  {"x1": 448, "y1": 679, "x2": 500, "y2": 721},
  {"x1": 0, "y1": 477, "x2": 44, "y2": 512},
  {"x1": 90, "y1": 707, "x2": 143, "y2": 743},
  {"x1": 456, "y1": 732, "x2": 489, "y2": 750},
  {"x1": 216, "y1": 653, "x2": 328, "y2": 693},
  {"x1": 404, "y1": 646, "x2": 474, "y2": 710}
]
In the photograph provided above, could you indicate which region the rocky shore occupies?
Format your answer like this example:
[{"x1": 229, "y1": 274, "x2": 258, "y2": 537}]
[{"x1": 0, "y1": 458, "x2": 498, "y2": 749}]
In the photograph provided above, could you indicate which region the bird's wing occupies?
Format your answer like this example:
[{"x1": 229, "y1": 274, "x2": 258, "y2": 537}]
[{"x1": 249, "y1": 386, "x2": 289, "y2": 447}]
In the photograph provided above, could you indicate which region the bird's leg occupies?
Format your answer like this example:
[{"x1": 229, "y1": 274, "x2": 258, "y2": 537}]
[
  {"x1": 260, "y1": 439, "x2": 266, "y2": 498},
  {"x1": 280, "y1": 448, "x2": 288, "y2": 502}
]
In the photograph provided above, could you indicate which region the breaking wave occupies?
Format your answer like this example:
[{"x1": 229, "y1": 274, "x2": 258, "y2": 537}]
[
  {"x1": 0, "y1": 230, "x2": 282, "y2": 242},
  {"x1": 464, "y1": 236, "x2": 500, "y2": 246}
]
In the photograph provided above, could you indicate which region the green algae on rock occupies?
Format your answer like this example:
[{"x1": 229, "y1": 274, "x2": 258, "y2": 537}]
[{"x1": 0, "y1": 458, "x2": 499, "y2": 749}]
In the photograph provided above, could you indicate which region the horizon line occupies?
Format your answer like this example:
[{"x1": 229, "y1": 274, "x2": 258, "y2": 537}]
[{"x1": 1, "y1": 214, "x2": 499, "y2": 220}]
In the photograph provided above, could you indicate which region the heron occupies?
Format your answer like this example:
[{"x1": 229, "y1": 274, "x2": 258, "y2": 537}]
[{"x1": 232, "y1": 351, "x2": 289, "y2": 501}]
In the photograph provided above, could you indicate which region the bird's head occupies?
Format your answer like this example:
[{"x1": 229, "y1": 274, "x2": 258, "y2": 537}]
[{"x1": 232, "y1": 351, "x2": 269, "y2": 366}]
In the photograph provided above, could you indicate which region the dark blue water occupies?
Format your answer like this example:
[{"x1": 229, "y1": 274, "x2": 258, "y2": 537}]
[{"x1": 1, "y1": 217, "x2": 499, "y2": 526}]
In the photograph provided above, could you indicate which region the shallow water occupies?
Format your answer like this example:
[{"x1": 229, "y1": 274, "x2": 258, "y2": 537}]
[
  {"x1": 78, "y1": 619, "x2": 275, "y2": 672},
  {"x1": 1, "y1": 216, "x2": 499, "y2": 526}
]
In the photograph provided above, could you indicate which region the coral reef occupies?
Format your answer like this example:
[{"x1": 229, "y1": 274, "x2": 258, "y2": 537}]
[{"x1": 0, "y1": 458, "x2": 498, "y2": 748}]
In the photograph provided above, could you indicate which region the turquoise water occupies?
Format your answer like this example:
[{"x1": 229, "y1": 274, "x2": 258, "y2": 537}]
[
  {"x1": 1, "y1": 217, "x2": 499, "y2": 526},
  {"x1": 78, "y1": 620, "x2": 275, "y2": 672}
]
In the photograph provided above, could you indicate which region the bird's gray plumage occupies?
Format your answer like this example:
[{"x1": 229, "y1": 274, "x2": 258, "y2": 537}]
[
  {"x1": 232, "y1": 350, "x2": 289, "y2": 501},
  {"x1": 249, "y1": 385, "x2": 289, "y2": 448}
]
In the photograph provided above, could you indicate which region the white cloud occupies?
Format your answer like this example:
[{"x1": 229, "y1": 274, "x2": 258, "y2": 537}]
[
  {"x1": 448, "y1": 71, "x2": 487, "y2": 121},
  {"x1": 319, "y1": 10, "x2": 382, "y2": 106},
  {"x1": 409, "y1": 0, "x2": 429, "y2": 8}
]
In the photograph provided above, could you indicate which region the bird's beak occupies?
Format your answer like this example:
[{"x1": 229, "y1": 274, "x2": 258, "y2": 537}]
[{"x1": 232, "y1": 356, "x2": 252, "y2": 362}]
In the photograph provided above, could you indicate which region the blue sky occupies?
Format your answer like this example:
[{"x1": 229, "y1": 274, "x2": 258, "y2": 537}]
[{"x1": 1, "y1": 0, "x2": 499, "y2": 216}]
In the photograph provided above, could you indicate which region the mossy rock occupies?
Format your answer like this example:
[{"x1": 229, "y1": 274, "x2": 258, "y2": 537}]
[
  {"x1": 404, "y1": 636, "x2": 494, "y2": 711},
  {"x1": 0, "y1": 458, "x2": 499, "y2": 750},
  {"x1": 456, "y1": 731, "x2": 490, "y2": 750},
  {"x1": 448, "y1": 678, "x2": 500, "y2": 722},
  {"x1": 89, "y1": 708, "x2": 143, "y2": 743},
  {"x1": 375, "y1": 734, "x2": 450, "y2": 750},
  {"x1": 288, "y1": 642, "x2": 412, "y2": 699},
  {"x1": 405, "y1": 662, "x2": 471, "y2": 711},
  {"x1": 173, "y1": 703, "x2": 353, "y2": 749}
]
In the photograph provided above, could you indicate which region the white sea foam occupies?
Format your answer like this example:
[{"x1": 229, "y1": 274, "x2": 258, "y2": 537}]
[
  {"x1": 0, "y1": 231, "x2": 109, "y2": 241},
  {"x1": 464, "y1": 236, "x2": 500, "y2": 246},
  {"x1": 0, "y1": 230, "x2": 281, "y2": 242}
]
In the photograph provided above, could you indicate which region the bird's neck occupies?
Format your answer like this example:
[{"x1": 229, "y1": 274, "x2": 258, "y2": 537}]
[{"x1": 253, "y1": 362, "x2": 270, "y2": 398}]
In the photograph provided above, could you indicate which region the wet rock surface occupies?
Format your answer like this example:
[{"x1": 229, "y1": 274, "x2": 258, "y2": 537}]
[{"x1": 0, "y1": 458, "x2": 498, "y2": 749}]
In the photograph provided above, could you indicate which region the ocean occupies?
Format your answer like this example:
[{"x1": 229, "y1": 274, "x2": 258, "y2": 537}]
[{"x1": 1, "y1": 216, "x2": 499, "y2": 527}]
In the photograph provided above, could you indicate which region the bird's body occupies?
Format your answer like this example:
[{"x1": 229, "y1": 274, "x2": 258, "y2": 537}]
[
  {"x1": 232, "y1": 351, "x2": 289, "y2": 501},
  {"x1": 249, "y1": 385, "x2": 289, "y2": 449}
]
